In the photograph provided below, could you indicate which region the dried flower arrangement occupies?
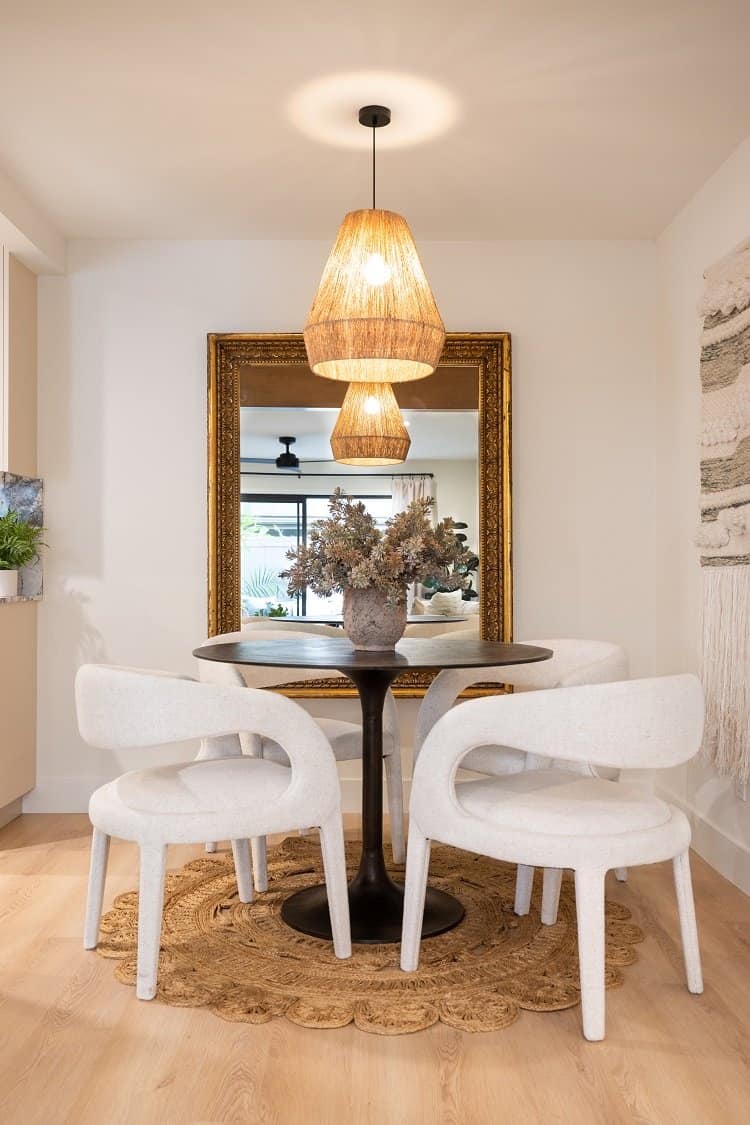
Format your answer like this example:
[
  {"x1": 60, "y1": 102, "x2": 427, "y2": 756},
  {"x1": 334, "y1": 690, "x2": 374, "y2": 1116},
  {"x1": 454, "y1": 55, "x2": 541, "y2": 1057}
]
[{"x1": 281, "y1": 489, "x2": 471, "y2": 605}]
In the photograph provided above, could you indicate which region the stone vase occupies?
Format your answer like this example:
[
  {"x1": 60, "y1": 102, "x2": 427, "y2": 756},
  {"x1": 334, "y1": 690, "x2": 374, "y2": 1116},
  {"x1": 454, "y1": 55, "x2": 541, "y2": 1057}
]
[{"x1": 343, "y1": 587, "x2": 407, "y2": 651}]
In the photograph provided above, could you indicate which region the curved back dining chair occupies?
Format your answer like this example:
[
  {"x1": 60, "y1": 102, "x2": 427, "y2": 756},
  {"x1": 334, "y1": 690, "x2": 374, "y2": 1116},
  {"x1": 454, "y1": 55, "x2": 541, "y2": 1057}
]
[
  {"x1": 197, "y1": 629, "x2": 405, "y2": 865},
  {"x1": 240, "y1": 617, "x2": 344, "y2": 637},
  {"x1": 414, "y1": 639, "x2": 629, "y2": 920},
  {"x1": 76, "y1": 664, "x2": 351, "y2": 1000},
  {"x1": 403, "y1": 616, "x2": 480, "y2": 639},
  {"x1": 401, "y1": 674, "x2": 705, "y2": 1040},
  {"x1": 414, "y1": 639, "x2": 628, "y2": 764}
]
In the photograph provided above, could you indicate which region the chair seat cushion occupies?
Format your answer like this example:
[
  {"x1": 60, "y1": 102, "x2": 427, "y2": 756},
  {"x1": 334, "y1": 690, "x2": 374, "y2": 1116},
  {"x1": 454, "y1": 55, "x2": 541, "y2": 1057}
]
[
  {"x1": 456, "y1": 769, "x2": 671, "y2": 837},
  {"x1": 260, "y1": 718, "x2": 395, "y2": 765},
  {"x1": 92, "y1": 756, "x2": 292, "y2": 817}
]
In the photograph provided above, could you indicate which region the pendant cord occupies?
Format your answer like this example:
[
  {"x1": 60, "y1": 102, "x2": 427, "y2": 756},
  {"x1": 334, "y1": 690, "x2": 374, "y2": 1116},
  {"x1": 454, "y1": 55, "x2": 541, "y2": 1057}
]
[{"x1": 372, "y1": 124, "x2": 376, "y2": 209}]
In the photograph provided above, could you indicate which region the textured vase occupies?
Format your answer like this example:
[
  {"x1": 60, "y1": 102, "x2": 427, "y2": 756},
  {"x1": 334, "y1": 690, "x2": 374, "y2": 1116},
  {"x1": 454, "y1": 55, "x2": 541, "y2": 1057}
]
[{"x1": 343, "y1": 587, "x2": 407, "y2": 651}]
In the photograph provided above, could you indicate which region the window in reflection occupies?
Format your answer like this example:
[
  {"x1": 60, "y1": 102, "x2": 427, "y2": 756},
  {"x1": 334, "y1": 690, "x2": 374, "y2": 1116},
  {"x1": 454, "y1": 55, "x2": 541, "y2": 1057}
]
[{"x1": 240, "y1": 493, "x2": 393, "y2": 618}]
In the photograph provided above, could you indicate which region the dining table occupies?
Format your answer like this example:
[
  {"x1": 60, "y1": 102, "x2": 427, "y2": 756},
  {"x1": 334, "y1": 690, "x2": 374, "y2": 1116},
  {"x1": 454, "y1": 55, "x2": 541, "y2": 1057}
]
[{"x1": 194, "y1": 635, "x2": 553, "y2": 944}]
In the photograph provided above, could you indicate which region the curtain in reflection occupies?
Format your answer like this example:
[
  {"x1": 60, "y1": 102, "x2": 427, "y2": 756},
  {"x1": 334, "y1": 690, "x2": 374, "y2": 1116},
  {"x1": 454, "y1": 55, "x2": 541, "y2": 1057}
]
[
  {"x1": 390, "y1": 474, "x2": 434, "y2": 520},
  {"x1": 391, "y1": 474, "x2": 435, "y2": 610}
]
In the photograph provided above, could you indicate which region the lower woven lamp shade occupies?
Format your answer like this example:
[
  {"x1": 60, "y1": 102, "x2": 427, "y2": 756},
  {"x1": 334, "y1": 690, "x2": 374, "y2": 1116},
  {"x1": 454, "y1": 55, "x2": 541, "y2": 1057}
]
[
  {"x1": 330, "y1": 382, "x2": 411, "y2": 466},
  {"x1": 304, "y1": 208, "x2": 446, "y2": 384}
]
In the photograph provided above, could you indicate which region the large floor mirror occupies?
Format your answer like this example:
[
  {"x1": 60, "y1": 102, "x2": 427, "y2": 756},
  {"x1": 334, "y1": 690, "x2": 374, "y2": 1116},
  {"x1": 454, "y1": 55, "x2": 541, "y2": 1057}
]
[{"x1": 207, "y1": 333, "x2": 512, "y2": 696}]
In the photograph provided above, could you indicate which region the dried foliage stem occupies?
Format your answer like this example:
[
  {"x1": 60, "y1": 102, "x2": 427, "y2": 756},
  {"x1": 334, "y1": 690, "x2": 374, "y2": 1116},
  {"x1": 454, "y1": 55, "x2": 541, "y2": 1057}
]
[{"x1": 281, "y1": 489, "x2": 472, "y2": 606}]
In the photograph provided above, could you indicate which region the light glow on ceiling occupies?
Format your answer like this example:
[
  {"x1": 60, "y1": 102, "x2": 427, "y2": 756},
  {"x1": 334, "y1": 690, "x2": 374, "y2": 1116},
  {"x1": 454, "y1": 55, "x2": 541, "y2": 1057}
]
[{"x1": 287, "y1": 71, "x2": 459, "y2": 150}]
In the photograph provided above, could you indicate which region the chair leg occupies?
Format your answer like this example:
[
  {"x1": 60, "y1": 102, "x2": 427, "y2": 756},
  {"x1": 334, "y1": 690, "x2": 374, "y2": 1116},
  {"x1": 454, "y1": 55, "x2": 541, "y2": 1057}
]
[
  {"x1": 136, "y1": 844, "x2": 168, "y2": 1001},
  {"x1": 251, "y1": 836, "x2": 268, "y2": 893},
  {"x1": 319, "y1": 815, "x2": 352, "y2": 959},
  {"x1": 514, "y1": 864, "x2": 535, "y2": 915},
  {"x1": 541, "y1": 867, "x2": 563, "y2": 925},
  {"x1": 83, "y1": 828, "x2": 111, "y2": 950},
  {"x1": 400, "y1": 825, "x2": 432, "y2": 972},
  {"x1": 673, "y1": 850, "x2": 703, "y2": 994},
  {"x1": 574, "y1": 868, "x2": 607, "y2": 1041},
  {"x1": 231, "y1": 840, "x2": 254, "y2": 903},
  {"x1": 614, "y1": 867, "x2": 628, "y2": 882},
  {"x1": 384, "y1": 750, "x2": 406, "y2": 865},
  {"x1": 205, "y1": 842, "x2": 218, "y2": 853}
]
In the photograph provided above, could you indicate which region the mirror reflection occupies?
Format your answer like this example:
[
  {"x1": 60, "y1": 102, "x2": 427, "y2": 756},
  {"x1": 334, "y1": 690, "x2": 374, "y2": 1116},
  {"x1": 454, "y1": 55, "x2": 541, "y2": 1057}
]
[{"x1": 238, "y1": 389, "x2": 479, "y2": 625}]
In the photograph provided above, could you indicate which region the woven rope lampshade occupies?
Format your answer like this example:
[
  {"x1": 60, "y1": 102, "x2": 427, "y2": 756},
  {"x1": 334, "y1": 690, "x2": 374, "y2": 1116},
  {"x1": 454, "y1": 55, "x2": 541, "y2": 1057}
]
[
  {"x1": 304, "y1": 208, "x2": 445, "y2": 383},
  {"x1": 330, "y1": 382, "x2": 411, "y2": 465}
]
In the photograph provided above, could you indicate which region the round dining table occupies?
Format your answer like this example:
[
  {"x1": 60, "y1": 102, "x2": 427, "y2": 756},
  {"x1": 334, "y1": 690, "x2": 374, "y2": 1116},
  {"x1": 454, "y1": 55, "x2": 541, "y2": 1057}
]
[{"x1": 194, "y1": 635, "x2": 553, "y2": 944}]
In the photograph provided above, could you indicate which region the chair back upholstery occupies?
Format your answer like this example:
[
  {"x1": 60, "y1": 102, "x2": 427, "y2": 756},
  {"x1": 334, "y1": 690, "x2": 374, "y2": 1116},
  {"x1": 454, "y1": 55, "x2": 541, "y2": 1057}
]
[
  {"x1": 241, "y1": 617, "x2": 343, "y2": 637},
  {"x1": 75, "y1": 664, "x2": 340, "y2": 792},
  {"x1": 403, "y1": 616, "x2": 480, "y2": 639},
  {"x1": 414, "y1": 639, "x2": 628, "y2": 757},
  {"x1": 414, "y1": 675, "x2": 704, "y2": 806}
]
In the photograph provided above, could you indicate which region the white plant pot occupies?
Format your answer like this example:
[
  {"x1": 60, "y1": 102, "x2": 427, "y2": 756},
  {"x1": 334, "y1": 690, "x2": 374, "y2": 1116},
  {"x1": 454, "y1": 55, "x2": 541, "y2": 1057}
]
[{"x1": 0, "y1": 570, "x2": 19, "y2": 598}]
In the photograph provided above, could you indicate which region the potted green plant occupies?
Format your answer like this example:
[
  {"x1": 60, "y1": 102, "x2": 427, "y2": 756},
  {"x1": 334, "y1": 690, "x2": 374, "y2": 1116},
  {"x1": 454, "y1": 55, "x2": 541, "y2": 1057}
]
[
  {"x1": 0, "y1": 509, "x2": 45, "y2": 598},
  {"x1": 253, "y1": 602, "x2": 289, "y2": 618},
  {"x1": 422, "y1": 521, "x2": 479, "y2": 600}
]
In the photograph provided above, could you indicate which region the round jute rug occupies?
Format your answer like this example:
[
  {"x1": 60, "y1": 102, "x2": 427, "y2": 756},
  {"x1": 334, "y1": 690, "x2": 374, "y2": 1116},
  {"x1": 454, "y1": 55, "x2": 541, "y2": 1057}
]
[{"x1": 96, "y1": 836, "x2": 643, "y2": 1035}]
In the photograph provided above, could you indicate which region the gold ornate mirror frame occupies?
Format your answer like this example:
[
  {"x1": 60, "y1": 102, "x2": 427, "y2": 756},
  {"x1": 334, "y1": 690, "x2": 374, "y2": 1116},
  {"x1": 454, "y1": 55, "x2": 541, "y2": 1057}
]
[{"x1": 207, "y1": 332, "x2": 512, "y2": 697}]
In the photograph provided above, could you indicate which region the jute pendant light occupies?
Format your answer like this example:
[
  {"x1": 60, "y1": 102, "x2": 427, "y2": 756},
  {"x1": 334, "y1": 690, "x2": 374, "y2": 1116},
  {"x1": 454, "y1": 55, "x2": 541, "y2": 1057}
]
[
  {"x1": 304, "y1": 106, "x2": 445, "y2": 383},
  {"x1": 330, "y1": 382, "x2": 411, "y2": 465}
]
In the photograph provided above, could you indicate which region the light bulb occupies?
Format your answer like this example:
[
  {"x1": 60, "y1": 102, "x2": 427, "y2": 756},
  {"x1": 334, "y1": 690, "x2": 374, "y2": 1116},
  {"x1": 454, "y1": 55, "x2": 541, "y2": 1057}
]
[
  {"x1": 362, "y1": 252, "x2": 392, "y2": 286},
  {"x1": 363, "y1": 395, "x2": 381, "y2": 415}
]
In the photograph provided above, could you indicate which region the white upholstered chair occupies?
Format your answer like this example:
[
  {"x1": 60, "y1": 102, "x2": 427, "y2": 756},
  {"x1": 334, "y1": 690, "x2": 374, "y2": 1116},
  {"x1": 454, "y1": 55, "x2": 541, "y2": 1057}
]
[
  {"x1": 403, "y1": 616, "x2": 480, "y2": 639},
  {"x1": 76, "y1": 664, "x2": 351, "y2": 1000},
  {"x1": 198, "y1": 628, "x2": 406, "y2": 866},
  {"x1": 401, "y1": 674, "x2": 704, "y2": 1040},
  {"x1": 413, "y1": 639, "x2": 629, "y2": 921},
  {"x1": 240, "y1": 618, "x2": 344, "y2": 637}
]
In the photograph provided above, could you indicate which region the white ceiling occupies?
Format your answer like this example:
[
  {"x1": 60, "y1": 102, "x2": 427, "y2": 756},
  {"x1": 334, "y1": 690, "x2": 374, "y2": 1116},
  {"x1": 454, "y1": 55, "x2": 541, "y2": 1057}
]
[
  {"x1": 0, "y1": 1, "x2": 749, "y2": 239},
  {"x1": 241, "y1": 408, "x2": 477, "y2": 463}
]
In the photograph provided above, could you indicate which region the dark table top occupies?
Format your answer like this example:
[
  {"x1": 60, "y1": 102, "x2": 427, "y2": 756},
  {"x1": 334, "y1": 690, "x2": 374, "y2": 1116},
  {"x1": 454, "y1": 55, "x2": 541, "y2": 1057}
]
[{"x1": 194, "y1": 636, "x2": 553, "y2": 672}]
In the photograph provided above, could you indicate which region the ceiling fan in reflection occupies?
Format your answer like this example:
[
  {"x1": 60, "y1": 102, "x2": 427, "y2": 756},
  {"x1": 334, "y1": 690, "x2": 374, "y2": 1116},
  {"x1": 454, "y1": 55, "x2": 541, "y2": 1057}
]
[{"x1": 240, "y1": 436, "x2": 337, "y2": 473}]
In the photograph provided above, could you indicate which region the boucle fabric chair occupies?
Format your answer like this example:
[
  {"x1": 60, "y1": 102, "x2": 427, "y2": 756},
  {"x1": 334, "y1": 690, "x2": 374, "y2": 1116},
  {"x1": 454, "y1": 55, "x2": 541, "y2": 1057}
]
[
  {"x1": 401, "y1": 675, "x2": 704, "y2": 1040},
  {"x1": 240, "y1": 618, "x2": 343, "y2": 637},
  {"x1": 76, "y1": 664, "x2": 351, "y2": 1000},
  {"x1": 403, "y1": 616, "x2": 480, "y2": 639},
  {"x1": 413, "y1": 639, "x2": 629, "y2": 920},
  {"x1": 198, "y1": 629, "x2": 405, "y2": 866}
]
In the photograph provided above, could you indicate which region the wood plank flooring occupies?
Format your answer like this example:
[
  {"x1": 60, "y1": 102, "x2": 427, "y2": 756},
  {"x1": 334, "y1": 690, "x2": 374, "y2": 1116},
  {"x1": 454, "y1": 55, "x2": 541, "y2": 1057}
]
[{"x1": 0, "y1": 814, "x2": 748, "y2": 1125}]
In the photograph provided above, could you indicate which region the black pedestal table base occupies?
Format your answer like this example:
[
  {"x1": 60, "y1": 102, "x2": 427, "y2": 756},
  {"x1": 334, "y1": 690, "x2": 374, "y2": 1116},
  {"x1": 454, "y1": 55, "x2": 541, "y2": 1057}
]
[
  {"x1": 281, "y1": 664, "x2": 465, "y2": 944},
  {"x1": 280, "y1": 880, "x2": 464, "y2": 945}
]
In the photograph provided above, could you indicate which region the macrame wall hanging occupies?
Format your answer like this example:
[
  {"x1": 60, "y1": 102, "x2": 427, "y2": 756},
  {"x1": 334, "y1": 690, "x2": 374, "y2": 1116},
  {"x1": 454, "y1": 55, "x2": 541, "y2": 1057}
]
[{"x1": 696, "y1": 237, "x2": 750, "y2": 784}]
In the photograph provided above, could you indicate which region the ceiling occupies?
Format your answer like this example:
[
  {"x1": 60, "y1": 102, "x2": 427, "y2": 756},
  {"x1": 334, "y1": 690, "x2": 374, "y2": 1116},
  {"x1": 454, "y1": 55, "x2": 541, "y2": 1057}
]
[
  {"x1": 1, "y1": 1, "x2": 749, "y2": 239},
  {"x1": 241, "y1": 408, "x2": 477, "y2": 463}
]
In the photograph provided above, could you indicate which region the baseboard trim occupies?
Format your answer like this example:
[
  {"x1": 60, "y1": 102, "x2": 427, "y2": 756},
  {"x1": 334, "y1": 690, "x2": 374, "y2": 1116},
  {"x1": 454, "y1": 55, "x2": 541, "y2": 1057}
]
[
  {"x1": 656, "y1": 781, "x2": 750, "y2": 897},
  {"x1": 0, "y1": 797, "x2": 23, "y2": 829},
  {"x1": 23, "y1": 777, "x2": 107, "y2": 813}
]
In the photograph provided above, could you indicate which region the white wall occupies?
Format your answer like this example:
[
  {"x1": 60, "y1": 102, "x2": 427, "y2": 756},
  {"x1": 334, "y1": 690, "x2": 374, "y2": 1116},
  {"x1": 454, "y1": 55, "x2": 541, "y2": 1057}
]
[
  {"x1": 655, "y1": 137, "x2": 750, "y2": 892},
  {"x1": 30, "y1": 237, "x2": 658, "y2": 811}
]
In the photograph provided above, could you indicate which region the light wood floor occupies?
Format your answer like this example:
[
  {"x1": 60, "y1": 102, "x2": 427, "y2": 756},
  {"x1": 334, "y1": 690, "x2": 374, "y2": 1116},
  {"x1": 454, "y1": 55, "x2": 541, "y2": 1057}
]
[{"x1": 0, "y1": 815, "x2": 748, "y2": 1125}]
